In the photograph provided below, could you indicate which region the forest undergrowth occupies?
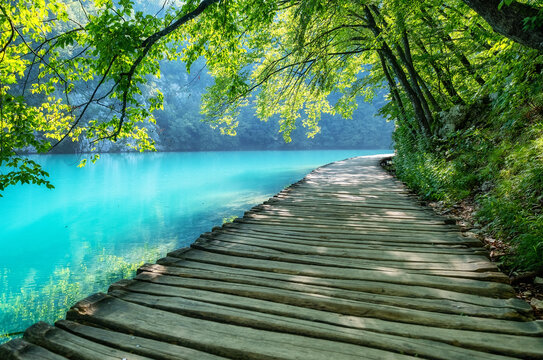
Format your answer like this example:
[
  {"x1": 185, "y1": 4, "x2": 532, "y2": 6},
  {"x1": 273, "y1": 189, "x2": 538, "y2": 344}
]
[{"x1": 385, "y1": 82, "x2": 543, "y2": 313}]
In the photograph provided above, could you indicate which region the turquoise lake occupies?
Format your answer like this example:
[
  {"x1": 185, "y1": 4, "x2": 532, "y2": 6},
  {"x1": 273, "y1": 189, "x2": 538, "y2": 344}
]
[{"x1": 0, "y1": 149, "x2": 390, "y2": 338}]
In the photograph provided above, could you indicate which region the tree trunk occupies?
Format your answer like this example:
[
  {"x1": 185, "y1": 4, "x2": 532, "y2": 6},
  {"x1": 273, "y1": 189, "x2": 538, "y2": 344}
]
[
  {"x1": 398, "y1": 30, "x2": 442, "y2": 113},
  {"x1": 420, "y1": 10, "x2": 486, "y2": 86},
  {"x1": 379, "y1": 54, "x2": 408, "y2": 122},
  {"x1": 364, "y1": 6, "x2": 432, "y2": 136},
  {"x1": 380, "y1": 56, "x2": 418, "y2": 138},
  {"x1": 463, "y1": 0, "x2": 543, "y2": 51},
  {"x1": 414, "y1": 37, "x2": 465, "y2": 105}
]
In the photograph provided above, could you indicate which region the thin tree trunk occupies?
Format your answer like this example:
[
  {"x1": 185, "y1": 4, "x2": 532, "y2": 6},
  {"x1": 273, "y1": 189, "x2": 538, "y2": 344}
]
[
  {"x1": 420, "y1": 10, "x2": 486, "y2": 86},
  {"x1": 379, "y1": 54, "x2": 418, "y2": 138},
  {"x1": 439, "y1": 6, "x2": 492, "y2": 51},
  {"x1": 414, "y1": 37, "x2": 465, "y2": 105},
  {"x1": 398, "y1": 30, "x2": 441, "y2": 113},
  {"x1": 364, "y1": 6, "x2": 431, "y2": 136}
]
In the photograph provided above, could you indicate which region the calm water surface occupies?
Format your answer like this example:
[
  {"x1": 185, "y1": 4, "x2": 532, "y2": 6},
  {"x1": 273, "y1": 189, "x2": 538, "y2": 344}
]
[{"x1": 0, "y1": 150, "x2": 390, "y2": 336}]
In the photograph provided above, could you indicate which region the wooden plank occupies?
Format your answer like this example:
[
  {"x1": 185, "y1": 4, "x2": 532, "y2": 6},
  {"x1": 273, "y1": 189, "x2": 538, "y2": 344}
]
[
  {"x1": 197, "y1": 235, "x2": 487, "y2": 264},
  {"x1": 252, "y1": 206, "x2": 450, "y2": 224},
  {"x1": 142, "y1": 262, "x2": 532, "y2": 313},
  {"x1": 55, "y1": 320, "x2": 226, "y2": 360},
  {"x1": 245, "y1": 212, "x2": 457, "y2": 230},
  {"x1": 130, "y1": 268, "x2": 527, "y2": 319},
  {"x1": 126, "y1": 272, "x2": 539, "y2": 335},
  {"x1": 209, "y1": 230, "x2": 486, "y2": 255},
  {"x1": 191, "y1": 238, "x2": 506, "y2": 282},
  {"x1": 254, "y1": 204, "x2": 452, "y2": 222},
  {"x1": 23, "y1": 322, "x2": 152, "y2": 360},
  {"x1": 217, "y1": 228, "x2": 483, "y2": 252},
  {"x1": 238, "y1": 218, "x2": 459, "y2": 234},
  {"x1": 66, "y1": 293, "x2": 415, "y2": 360},
  {"x1": 183, "y1": 245, "x2": 512, "y2": 295},
  {"x1": 220, "y1": 225, "x2": 484, "y2": 248},
  {"x1": 202, "y1": 231, "x2": 488, "y2": 261},
  {"x1": 273, "y1": 197, "x2": 433, "y2": 211},
  {"x1": 226, "y1": 223, "x2": 483, "y2": 246},
  {"x1": 273, "y1": 195, "x2": 429, "y2": 209},
  {"x1": 234, "y1": 222, "x2": 462, "y2": 238},
  {"x1": 264, "y1": 198, "x2": 439, "y2": 214},
  {"x1": 163, "y1": 250, "x2": 516, "y2": 300},
  {"x1": 109, "y1": 288, "x2": 517, "y2": 360},
  {"x1": 0, "y1": 338, "x2": 68, "y2": 360},
  {"x1": 109, "y1": 281, "x2": 543, "y2": 358},
  {"x1": 276, "y1": 194, "x2": 421, "y2": 203}
]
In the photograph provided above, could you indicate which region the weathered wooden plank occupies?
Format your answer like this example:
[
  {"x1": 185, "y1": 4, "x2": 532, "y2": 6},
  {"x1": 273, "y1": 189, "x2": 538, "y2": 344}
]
[
  {"x1": 109, "y1": 281, "x2": 543, "y2": 358},
  {"x1": 55, "y1": 320, "x2": 226, "y2": 360},
  {"x1": 254, "y1": 204, "x2": 446, "y2": 222},
  {"x1": 66, "y1": 293, "x2": 415, "y2": 360},
  {"x1": 183, "y1": 245, "x2": 511, "y2": 294},
  {"x1": 217, "y1": 228, "x2": 483, "y2": 253},
  {"x1": 233, "y1": 222, "x2": 462, "y2": 239},
  {"x1": 265, "y1": 197, "x2": 438, "y2": 213},
  {"x1": 125, "y1": 272, "x2": 539, "y2": 335},
  {"x1": 209, "y1": 230, "x2": 486, "y2": 256},
  {"x1": 238, "y1": 218, "x2": 460, "y2": 234},
  {"x1": 272, "y1": 197, "x2": 436, "y2": 211},
  {"x1": 198, "y1": 234, "x2": 487, "y2": 264},
  {"x1": 130, "y1": 268, "x2": 526, "y2": 319},
  {"x1": 114, "y1": 281, "x2": 543, "y2": 358},
  {"x1": 23, "y1": 322, "x2": 152, "y2": 360},
  {"x1": 109, "y1": 288, "x2": 517, "y2": 360},
  {"x1": 202, "y1": 231, "x2": 489, "y2": 262},
  {"x1": 192, "y1": 238, "x2": 506, "y2": 282},
  {"x1": 272, "y1": 197, "x2": 434, "y2": 212},
  {"x1": 244, "y1": 212, "x2": 458, "y2": 230},
  {"x1": 220, "y1": 225, "x2": 484, "y2": 248},
  {"x1": 0, "y1": 338, "x2": 68, "y2": 360},
  {"x1": 226, "y1": 223, "x2": 483, "y2": 246},
  {"x1": 141, "y1": 262, "x2": 532, "y2": 313},
  {"x1": 161, "y1": 251, "x2": 515, "y2": 301},
  {"x1": 275, "y1": 191, "x2": 418, "y2": 200}
]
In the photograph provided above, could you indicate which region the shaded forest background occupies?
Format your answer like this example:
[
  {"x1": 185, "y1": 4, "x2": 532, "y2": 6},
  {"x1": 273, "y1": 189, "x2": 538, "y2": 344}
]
[{"x1": 51, "y1": 60, "x2": 393, "y2": 153}]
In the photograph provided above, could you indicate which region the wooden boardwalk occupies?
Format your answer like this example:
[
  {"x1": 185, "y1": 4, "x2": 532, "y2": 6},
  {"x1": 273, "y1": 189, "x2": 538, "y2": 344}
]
[{"x1": 2, "y1": 155, "x2": 542, "y2": 359}]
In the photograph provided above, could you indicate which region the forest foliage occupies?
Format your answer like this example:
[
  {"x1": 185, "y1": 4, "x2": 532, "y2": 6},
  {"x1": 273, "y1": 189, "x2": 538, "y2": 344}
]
[{"x1": 1, "y1": 0, "x2": 543, "y2": 270}]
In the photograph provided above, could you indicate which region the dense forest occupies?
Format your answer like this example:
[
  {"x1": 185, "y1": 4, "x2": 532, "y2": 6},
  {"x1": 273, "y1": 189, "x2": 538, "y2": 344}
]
[{"x1": 1, "y1": 0, "x2": 543, "y2": 271}]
